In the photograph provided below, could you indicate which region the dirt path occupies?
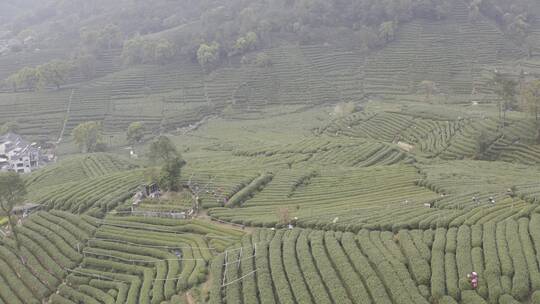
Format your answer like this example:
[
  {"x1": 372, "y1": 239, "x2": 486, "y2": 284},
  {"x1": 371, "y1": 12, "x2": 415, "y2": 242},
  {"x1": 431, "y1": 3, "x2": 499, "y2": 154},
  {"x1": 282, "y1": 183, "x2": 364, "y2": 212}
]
[
  {"x1": 185, "y1": 292, "x2": 196, "y2": 304},
  {"x1": 196, "y1": 209, "x2": 256, "y2": 233},
  {"x1": 57, "y1": 89, "x2": 75, "y2": 144}
]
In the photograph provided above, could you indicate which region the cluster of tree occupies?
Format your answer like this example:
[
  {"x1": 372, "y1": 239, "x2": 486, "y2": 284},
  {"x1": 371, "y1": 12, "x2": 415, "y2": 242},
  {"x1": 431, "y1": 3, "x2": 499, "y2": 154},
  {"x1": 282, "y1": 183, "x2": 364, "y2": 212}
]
[
  {"x1": 148, "y1": 136, "x2": 185, "y2": 192},
  {"x1": 126, "y1": 122, "x2": 145, "y2": 146},
  {"x1": 523, "y1": 80, "x2": 540, "y2": 143},
  {"x1": 0, "y1": 172, "x2": 26, "y2": 248},
  {"x1": 4, "y1": 59, "x2": 72, "y2": 91},
  {"x1": 80, "y1": 24, "x2": 123, "y2": 55},
  {"x1": 121, "y1": 36, "x2": 176, "y2": 65},
  {"x1": 466, "y1": 0, "x2": 534, "y2": 43},
  {"x1": 489, "y1": 72, "x2": 540, "y2": 143},
  {"x1": 5, "y1": 0, "x2": 458, "y2": 73},
  {"x1": 196, "y1": 42, "x2": 221, "y2": 71},
  {"x1": 490, "y1": 72, "x2": 518, "y2": 127},
  {"x1": 186, "y1": 0, "x2": 452, "y2": 70},
  {"x1": 72, "y1": 121, "x2": 106, "y2": 153}
]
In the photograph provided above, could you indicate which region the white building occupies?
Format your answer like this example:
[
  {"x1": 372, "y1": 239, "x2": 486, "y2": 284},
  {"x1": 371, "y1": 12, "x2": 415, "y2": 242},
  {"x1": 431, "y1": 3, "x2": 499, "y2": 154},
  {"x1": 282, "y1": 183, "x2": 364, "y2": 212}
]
[{"x1": 0, "y1": 133, "x2": 43, "y2": 173}]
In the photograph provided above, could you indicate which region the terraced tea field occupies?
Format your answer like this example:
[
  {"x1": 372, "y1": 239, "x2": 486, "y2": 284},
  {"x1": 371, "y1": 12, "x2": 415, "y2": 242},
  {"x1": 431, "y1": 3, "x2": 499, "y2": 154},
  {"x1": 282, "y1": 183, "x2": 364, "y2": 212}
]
[
  {"x1": 4, "y1": 0, "x2": 540, "y2": 302},
  {"x1": 211, "y1": 218, "x2": 540, "y2": 304},
  {"x1": 0, "y1": 212, "x2": 243, "y2": 304}
]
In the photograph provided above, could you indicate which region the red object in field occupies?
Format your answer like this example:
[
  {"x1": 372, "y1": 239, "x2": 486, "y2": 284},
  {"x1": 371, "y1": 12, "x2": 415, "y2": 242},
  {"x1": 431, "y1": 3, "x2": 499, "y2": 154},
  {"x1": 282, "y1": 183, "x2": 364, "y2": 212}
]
[{"x1": 471, "y1": 278, "x2": 478, "y2": 289}]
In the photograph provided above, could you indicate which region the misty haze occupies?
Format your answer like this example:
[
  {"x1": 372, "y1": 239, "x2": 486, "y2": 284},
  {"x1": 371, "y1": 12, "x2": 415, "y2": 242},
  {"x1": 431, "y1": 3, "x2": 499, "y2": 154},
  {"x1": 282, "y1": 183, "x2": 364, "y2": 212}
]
[{"x1": 0, "y1": 1, "x2": 540, "y2": 303}]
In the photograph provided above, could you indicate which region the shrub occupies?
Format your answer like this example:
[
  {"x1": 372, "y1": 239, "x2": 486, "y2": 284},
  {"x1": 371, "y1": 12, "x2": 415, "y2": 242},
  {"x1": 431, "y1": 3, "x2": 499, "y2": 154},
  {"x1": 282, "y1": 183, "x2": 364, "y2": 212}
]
[
  {"x1": 532, "y1": 291, "x2": 540, "y2": 304},
  {"x1": 254, "y1": 242, "x2": 276, "y2": 304},
  {"x1": 297, "y1": 231, "x2": 333, "y2": 304},
  {"x1": 461, "y1": 290, "x2": 487, "y2": 304},
  {"x1": 445, "y1": 253, "x2": 459, "y2": 299},
  {"x1": 431, "y1": 229, "x2": 446, "y2": 300},
  {"x1": 208, "y1": 255, "x2": 224, "y2": 304},
  {"x1": 496, "y1": 222, "x2": 513, "y2": 277},
  {"x1": 310, "y1": 231, "x2": 352, "y2": 304},
  {"x1": 505, "y1": 220, "x2": 529, "y2": 301},
  {"x1": 499, "y1": 294, "x2": 521, "y2": 304},
  {"x1": 398, "y1": 230, "x2": 430, "y2": 285},
  {"x1": 341, "y1": 233, "x2": 392, "y2": 304},
  {"x1": 227, "y1": 173, "x2": 273, "y2": 207},
  {"x1": 438, "y1": 295, "x2": 458, "y2": 304},
  {"x1": 484, "y1": 266, "x2": 502, "y2": 304},
  {"x1": 324, "y1": 231, "x2": 370, "y2": 303},
  {"x1": 471, "y1": 247, "x2": 488, "y2": 298},
  {"x1": 517, "y1": 218, "x2": 540, "y2": 290},
  {"x1": 224, "y1": 250, "x2": 241, "y2": 304},
  {"x1": 471, "y1": 224, "x2": 483, "y2": 248},
  {"x1": 445, "y1": 228, "x2": 457, "y2": 253},
  {"x1": 456, "y1": 225, "x2": 473, "y2": 292}
]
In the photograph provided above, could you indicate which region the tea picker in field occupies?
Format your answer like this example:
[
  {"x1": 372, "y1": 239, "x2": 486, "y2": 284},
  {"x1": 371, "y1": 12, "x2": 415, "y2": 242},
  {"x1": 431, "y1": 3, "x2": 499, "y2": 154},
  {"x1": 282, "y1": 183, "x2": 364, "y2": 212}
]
[
  {"x1": 488, "y1": 197, "x2": 495, "y2": 204},
  {"x1": 467, "y1": 272, "x2": 479, "y2": 289}
]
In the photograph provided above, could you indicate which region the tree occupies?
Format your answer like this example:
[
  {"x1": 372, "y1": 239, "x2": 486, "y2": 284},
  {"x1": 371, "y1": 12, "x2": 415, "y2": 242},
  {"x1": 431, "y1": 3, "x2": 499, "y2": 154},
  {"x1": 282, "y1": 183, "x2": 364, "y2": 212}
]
[
  {"x1": 197, "y1": 42, "x2": 220, "y2": 71},
  {"x1": 154, "y1": 39, "x2": 176, "y2": 64},
  {"x1": 474, "y1": 131, "x2": 492, "y2": 160},
  {"x1": 126, "y1": 122, "x2": 145, "y2": 145},
  {"x1": 148, "y1": 136, "x2": 181, "y2": 164},
  {"x1": 97, "y1": 24, "x2": 122, "y2": 50},
  {"x1": 80, "y1": 24, "x2": 122, "y2": 54},
  {"x1": 232, "y1": 31, "x2": 258, "y2": 56},
  {"x1": 121, "y1": 36, "x2": 146, "y2": 65},
  {"x1": 73, "y1": 121, "x2": 104, "y2": 153},
  {"x1": 523, "y1": 80, "x2": 540, "y2": 143},
  {"x1": 37, "y1": 60, "x2": 72, "y2": 90},
  {"x1": 379, "y1": 21, "x2": 396, "y2": 43},
  {"x1": 491, "y1": 72, "x2": 517, "y2": 127},
  {"x1": 0, "y1": 172, "x2": 26, "y2": 247},
  {"x1": 74, "y1": 54, "x2": 97, "y2": 80},
  {"x1": 158, "y1": 156, "x2": 185, "y2": 192},
  {"x1": 6, "y1": 67, "x2": 39, "y2": 92},
  {"x1": 122, "y1": 37, "x2": 175, "y2": 65},
  {"x1": 507, "y1": 14, "x2": 529, "y2": 44}
]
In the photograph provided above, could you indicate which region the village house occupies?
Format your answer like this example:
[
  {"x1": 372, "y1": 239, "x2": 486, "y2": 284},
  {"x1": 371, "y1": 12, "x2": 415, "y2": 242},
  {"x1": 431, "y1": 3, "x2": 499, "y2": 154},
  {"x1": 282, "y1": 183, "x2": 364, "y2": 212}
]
[{"x1": 0, "y1": 133, "x2": 49, "y2": 173}]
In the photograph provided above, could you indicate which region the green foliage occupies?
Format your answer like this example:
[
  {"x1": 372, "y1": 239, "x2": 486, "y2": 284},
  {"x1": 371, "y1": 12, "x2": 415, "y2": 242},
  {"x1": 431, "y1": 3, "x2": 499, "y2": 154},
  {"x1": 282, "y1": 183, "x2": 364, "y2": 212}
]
[
  {"x1": 126, "y1": 122, "x2": 145, "y2": 145},
  {"x1": 532, "y1": 291, "x2": 540, "y2": 304},
  {"x1": 226, "y1": 173, "x2": 273, "y2": 207},
  {"x1": 398, "y1": 230, "x2": 430, "y2": 285},
  {"x1": 122, "y1": 36, "x2": 176, "y2": 65},
  {"x1": 72, "y1": 121, "x2": 105, "y2": 153},
  {"x1": 461, "y1": 290, "x2": 487, "y2": 304},
  {"x1": 197, "y1": 42, "x2": 220, "y2": 71},
  {"x1": 158, "y1": 156, "x2": 185, "y2": 192},
  {"x1": 80, "y1": 24, "x2": 123, "y2": 54},
  {"x1": 5, "y1": 66, "x2": 39, "y2": 91},
  {"x1": 232, "y1": 32, "x2": 258, "y2": 56},
  {"x1": 491, "y1": 73, "x2": 518, "y2": 113},
  {"x1": 36, "y1": 59, "x2": 72, "y2": 90},
  {"x1": 431, "y1": 228, "x2": 446, "y2": 300},
  {"x1": 0, "y1": 172, "x2": 26, "y2": 238},
  {"x1": 379, "y1": 21, "x2": 396, "y2": 43},
  {"x1": 505, "y1": 220, "x2": 529, "y2": 301},
  {"x1": 148, "y1": 136, "x2": 181, "y2": 164}
]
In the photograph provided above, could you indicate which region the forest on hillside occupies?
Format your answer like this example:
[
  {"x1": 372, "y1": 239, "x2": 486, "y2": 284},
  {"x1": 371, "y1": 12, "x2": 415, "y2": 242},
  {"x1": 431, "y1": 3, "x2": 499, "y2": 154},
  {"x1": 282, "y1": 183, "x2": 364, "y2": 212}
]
[{"x1": 0, "y1": 0, "x2": 537, "y2": 92}]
